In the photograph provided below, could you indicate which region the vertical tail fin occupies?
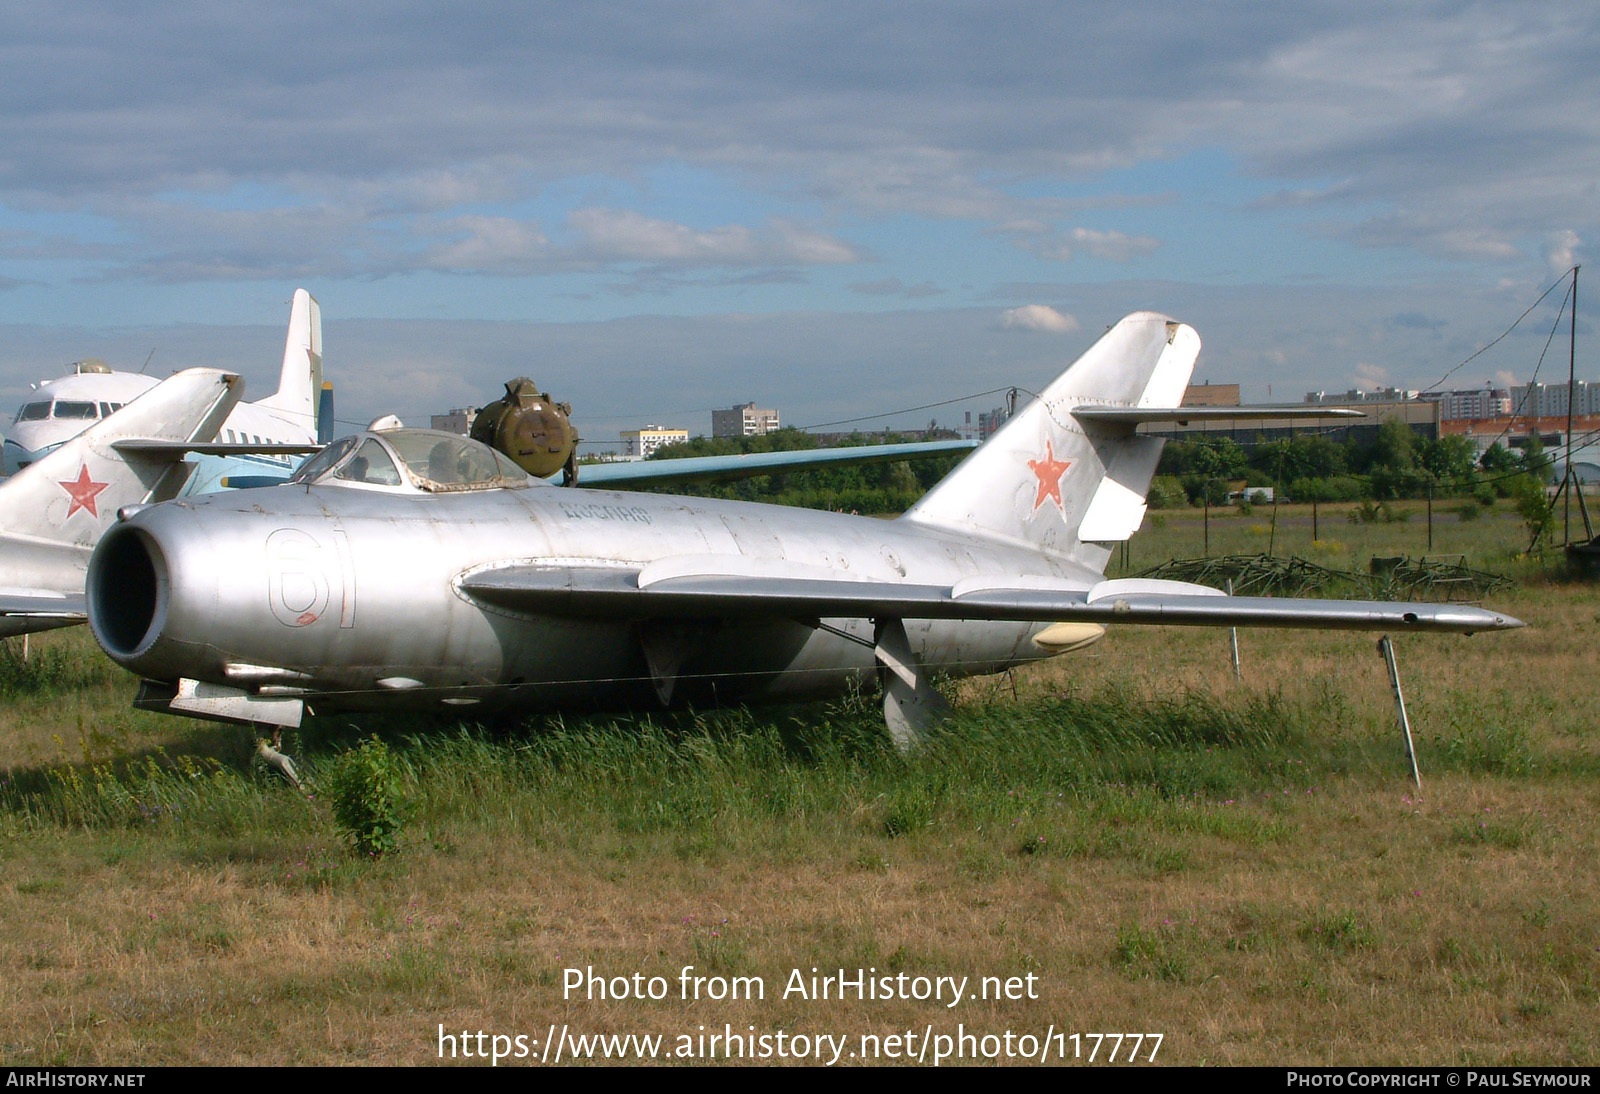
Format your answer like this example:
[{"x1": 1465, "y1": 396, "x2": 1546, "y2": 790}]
[
  {"x1": 316, "y1": 381, "x2": 335, "y2": 444},
  {"x1": 0, "y1": 369, "x2": 240, "y2": 636},
  {"x1": 0, "y1": 369, "x2": 243, "y2": 548},
  {"x1": 0, "y1": 368, "x2": 241, "y2": 636},
  {"x1": 900, "y1": 312, "x2": 1199, "y2": 572},
  {"x1": 255, "y1": 288, "x2": 322, "y2": 436}
]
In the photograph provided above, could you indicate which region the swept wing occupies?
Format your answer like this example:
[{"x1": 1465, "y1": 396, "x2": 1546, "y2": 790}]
[{"x1": 460, "y1": 564, "x2": 1520, "y2": 633}]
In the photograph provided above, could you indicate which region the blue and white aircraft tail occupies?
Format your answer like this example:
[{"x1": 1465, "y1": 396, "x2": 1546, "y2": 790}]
[
  {"x1": 250, "y1": 288, "x2": 323, "y2": 444},
  {"x1": 4, "y1": 290, "x2": 327, "y2": 488}
]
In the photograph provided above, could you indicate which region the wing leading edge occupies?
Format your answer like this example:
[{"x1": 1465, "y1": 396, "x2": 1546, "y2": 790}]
[
  {"x1": 460, "y1": 564, "x2": 1523, "y2": 634},
  {"x1": 575, "y1": 439, "x2": 978, "y2": 487}
]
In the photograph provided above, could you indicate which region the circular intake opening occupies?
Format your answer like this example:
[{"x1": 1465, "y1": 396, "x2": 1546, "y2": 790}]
[{"x1": 88, "y1": 524, "x2": 167, "y2": 659}]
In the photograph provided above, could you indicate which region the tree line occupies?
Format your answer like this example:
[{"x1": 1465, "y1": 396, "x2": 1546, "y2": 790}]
[
  {"x1": 630, "y1": 427, "x2": 966, "y2": 514},
  {"x1": 1151, "y1": 421, "x2": 1555, "y2": 522},
  {"x1": 620, "y1": 420, "x2": 1557, "y2": 522}
]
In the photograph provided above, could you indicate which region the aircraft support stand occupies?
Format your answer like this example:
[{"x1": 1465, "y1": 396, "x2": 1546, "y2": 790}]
[
  {"x1": 1376, "y1": 636, "x2": 1422, "y2": 789},
  {"x1": 254, "y1": 733, "x2": 305, "y2": 792},
  {"x1": 1226, "y1": 579, "x2": 1241, "y2": 680},
  {"x1": 874, "y1": 618, "x2": 952, "y2": 753}
]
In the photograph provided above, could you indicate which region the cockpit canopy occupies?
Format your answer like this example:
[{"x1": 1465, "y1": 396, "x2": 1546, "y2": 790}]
[{"x1": 288, "y1": 428, "x2": 536, "y2": 493}]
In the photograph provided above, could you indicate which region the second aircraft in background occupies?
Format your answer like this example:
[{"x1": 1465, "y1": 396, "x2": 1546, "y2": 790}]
[{"x1": 4, "y1": 289, "x2": 330, "y2": 490}]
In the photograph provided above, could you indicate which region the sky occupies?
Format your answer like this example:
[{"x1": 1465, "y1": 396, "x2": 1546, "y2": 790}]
[{"x1": 0, "y1": 1, "x2": 1594, "y2": 447}]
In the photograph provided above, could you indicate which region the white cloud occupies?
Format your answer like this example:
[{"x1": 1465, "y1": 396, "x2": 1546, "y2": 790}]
[
  {"x1": 998, "y1": 222, "x2": 1162, "y2": 263},
  {"x1": 570, "y1": 209, "x2": 761, "y2": 263},
  {"x1": 850, "y1": 278, "x2": 944, "y2": 298},
  {"x1": 1353, "y1": 361, "x2": 1390, "y2": 389},
  {"x1": 999, "y1": 304, "x2": 1077, "y2": 333},
  {"x1": 1068, "y1": 227, "x2": 1162, "y2": 262},
  {"x1": 325, "y1": 209, "x2": 862, "y2": 278},
  {"x1": 0, "y1": 3, "x2": 1595, "y2": 300},
  {"x1": 568, "y1": 209, "x2": 862, "y2": 267},
  {"x1": 1544, "y1": 229, "x2": 1580, "y2": 274},
  {"x1": 426, "y1": 216, "x2": 551, "y2": 272}
]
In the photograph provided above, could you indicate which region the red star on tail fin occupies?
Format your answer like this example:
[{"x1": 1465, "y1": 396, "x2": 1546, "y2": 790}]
[
  {"x1": 59, "y1": 464, "x2": 109, "y2": 519},
  {"x1": 1026, "y1": 441, "x2": 1072, "y2": 512}
]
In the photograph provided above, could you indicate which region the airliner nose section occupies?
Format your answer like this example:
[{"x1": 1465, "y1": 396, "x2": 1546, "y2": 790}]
[{"x1": 3, "y1": 437, "x2": 59, "y2": 475}]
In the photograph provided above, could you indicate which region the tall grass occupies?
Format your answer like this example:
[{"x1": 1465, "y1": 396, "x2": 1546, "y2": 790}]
[{"x1": 0, "y1": 679, "x2": 1425, "y2": 850}]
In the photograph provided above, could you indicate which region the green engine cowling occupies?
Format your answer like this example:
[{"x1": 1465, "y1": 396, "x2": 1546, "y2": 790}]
[{"x1": 470, "y1": 377, "x2": 581, "y2": 484}]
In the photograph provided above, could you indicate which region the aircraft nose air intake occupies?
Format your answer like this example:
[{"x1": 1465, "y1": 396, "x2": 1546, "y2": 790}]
[{"x1": 88, "y1": 524, "x2": 169, "y2": 661}]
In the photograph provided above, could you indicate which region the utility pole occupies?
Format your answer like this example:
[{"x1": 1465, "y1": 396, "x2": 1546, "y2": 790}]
[
  {"x1": 1427, "y1": 480, "x2": 1433, "y2": 552},
  {"x1": 1566, "y1": 266, "x2": 1579, "y2": 545}
]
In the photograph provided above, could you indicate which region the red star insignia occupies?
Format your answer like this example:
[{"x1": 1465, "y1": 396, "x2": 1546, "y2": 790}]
[
  {"x1": 59, "y1": 464, "x2": 110, "y2": 519},
  {"x1": 1026, "y1": 440, "x2": 1072, "y2": 513}
]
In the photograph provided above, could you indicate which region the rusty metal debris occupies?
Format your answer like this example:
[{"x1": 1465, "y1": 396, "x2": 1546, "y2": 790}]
[{"x1": 1134, "y1": 553, "x2": 1512, "y2": 602}]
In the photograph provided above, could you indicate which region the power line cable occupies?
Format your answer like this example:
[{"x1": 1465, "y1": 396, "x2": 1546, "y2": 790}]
[
  {"x1": 797, "y1": 386, "x2": 1020, "y2": 431},
  {"x1": 1421, "y1": 268, "x2": 1574, "y2": 394}
]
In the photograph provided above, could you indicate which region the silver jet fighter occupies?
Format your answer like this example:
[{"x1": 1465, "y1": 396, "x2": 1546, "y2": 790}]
[{"x1": 85, "y1": 313, "x2": 1523, "y2": 744}]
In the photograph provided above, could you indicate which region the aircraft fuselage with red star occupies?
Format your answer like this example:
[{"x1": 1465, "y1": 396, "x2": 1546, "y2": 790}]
[{"x1": 0, "y1": 370, "x2": 243, "y2": 638}]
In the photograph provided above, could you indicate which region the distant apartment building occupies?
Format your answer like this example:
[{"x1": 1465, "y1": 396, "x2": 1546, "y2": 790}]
[
  {"x1": 1415, "y1": 388, "x2": 1513, "y2": 420},
  {"x1": 712, "y1": 402, "x2": 779, "y2": 439},
  {"x1": 619, "y1": 425, "x2": 689, "y2": 458},
  {"x1": 1510, "y1": 380, "x2": 1600, "y2": 420},
  {"x1": 977, "y1": 406, "x2": 1010, "y2": 440},
  {"x1": 1304, "y1": 386, "x2": 1421, "y2": 405},
  {"x1": 1306, "y1": 381, "x2": 1599, "y2": 421},
  {"x1": 431, "y1": 407, "x2": 478, "y2": 435}
]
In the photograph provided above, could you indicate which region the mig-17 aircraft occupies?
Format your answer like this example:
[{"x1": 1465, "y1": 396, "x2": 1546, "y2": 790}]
[{"x1": 84, "y1": 313, "x2": 1522, "y2": 747}]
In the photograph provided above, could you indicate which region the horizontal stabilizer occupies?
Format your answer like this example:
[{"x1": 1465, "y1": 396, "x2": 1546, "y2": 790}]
[
  {"x1": 460, "y1": 564, "x2": 1523, "y2": 634},
  {"x1": 112, "y1": 440, "x2": 323, "y2": 458},
  {"x1": 1072, "y1": 405, "x2": 1364, "y2": 424}
]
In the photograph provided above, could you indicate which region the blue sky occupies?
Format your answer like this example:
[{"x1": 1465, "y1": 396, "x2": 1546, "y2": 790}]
[{"x1": 0, "y1": 1, "x2": 1594, "y2": 444}]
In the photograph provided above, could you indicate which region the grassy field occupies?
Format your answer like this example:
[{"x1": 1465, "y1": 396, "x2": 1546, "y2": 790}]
[{"x1": 0, "y1": 502, "x2": 1595, "y2": 1066}]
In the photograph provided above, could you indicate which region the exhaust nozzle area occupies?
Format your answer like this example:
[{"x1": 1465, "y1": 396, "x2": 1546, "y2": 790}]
[
  {"x1": 87, "y1": 508, "x2": 225, "y2": 682},
  {"x1": 88, "y1": 523, "x2": 168, "y2": 662}
]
